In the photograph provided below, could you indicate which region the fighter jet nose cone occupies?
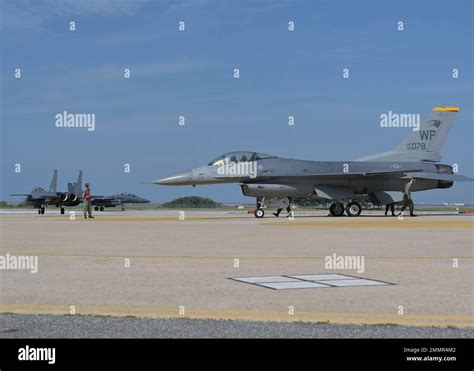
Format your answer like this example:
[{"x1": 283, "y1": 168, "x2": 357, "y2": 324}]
[{"x1": 153, "y1": 171, "x2": 194, "y2": 186}]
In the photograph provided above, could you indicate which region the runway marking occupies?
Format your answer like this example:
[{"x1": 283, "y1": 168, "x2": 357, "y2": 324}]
[
  {"x1": 0, "y1": 216, "x2": 250, "y2": 222},
  {"x1": 267, "y1": 220, "x2": 473, "y2": 229},
  {"x1": 1, "y1": 216, "x2": 472, "y2": 229},
  {"x1": 0, "y1": 251, "x2": 472, "y2": 261},
  {"x1": 1, "y1": 303, "x2": 472, "y2": 327}
]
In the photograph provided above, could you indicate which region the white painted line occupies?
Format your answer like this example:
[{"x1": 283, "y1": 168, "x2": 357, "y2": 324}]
[
  {"x1": 258, "y1": 281, "x2": 331, "y2": 290},
  {"x1": 233, "y1": 276, "x2": 299, "y2": 284},
  {"x1": 324, "y1": 279, "x2": 389, "y2": 287},
  {"x1": 289, "y1": 274, "x2": 355, "y2": 281}
]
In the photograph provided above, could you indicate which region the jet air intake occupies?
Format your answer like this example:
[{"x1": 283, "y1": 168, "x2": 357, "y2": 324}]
[
  {"x1": 241, "y1": 184, "x2": 313, "y2": 197},
  {"x1": 437, "y1": 180, "x2": 453, "y2": 189}
]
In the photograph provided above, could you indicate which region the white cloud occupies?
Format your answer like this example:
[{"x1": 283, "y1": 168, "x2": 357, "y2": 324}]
[{"x1": 0, "y1": 0, "x2": 150, "y2": 30}]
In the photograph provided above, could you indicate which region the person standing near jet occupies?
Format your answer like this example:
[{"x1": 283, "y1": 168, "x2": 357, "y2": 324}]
[
  {"x1": 82, "y1": 183, "x2": 94, "y2": 219},
  {"x1": 398, "y1": 179, "x2": 417, "y2": 217}
]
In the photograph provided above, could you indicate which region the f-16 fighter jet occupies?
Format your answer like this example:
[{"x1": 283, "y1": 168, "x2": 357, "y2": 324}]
[{"x1": 154, "y1": 107, "x2": 472, "y2": 217}]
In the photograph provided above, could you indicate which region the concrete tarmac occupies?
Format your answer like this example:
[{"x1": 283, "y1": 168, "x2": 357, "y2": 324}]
[{"x1": 0, "y1": 209, "x2": 472, "y2": 337}]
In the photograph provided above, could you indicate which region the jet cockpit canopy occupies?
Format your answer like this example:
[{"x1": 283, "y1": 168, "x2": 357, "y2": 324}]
[{"x1": 208, "y1": 152, "x2": 276, "y2": 166}]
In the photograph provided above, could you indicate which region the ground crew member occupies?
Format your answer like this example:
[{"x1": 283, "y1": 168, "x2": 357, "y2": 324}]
[
  {"x1": 398, "y1": 178, "x2": 417, "y2": 217},
  {"x1": 273, "y1": 205, "x2": 292, "y2": 217},
  {"x1": 82, "y1": 183, "x2": 94, "y2": 219},
  {"x1": 273, "y1": 198, "x2": 293, "y2": 218},
  {"x1": 384, "y1": 203, "x2": 395, "y2": 216}
]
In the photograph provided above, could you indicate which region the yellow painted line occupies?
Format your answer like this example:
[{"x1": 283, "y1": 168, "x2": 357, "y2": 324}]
[
  {"x1": 1, "y1": 304, "x2": 472, "y2": 327},
  {"x1": 0, "y1": 251, "x2": 472, "y2": 261},
  {"x1": 4, "y1": 309, "x2": 474, "y2": 328},
  {"x1": 1, "y1": 303, "x2": 472, "y2": 321},
  {"x1": 267, "y1": 220, "x2": 473, "y2": 228},
  {"x1": 2, "y1": 216, "x2": 472, "y2": 228},
  {"x1": 57, "y1": 217, "x2": 247, "y2": 222},
  {"x1": 0, "y1": 216, "x2": 249, "y2": 222}
]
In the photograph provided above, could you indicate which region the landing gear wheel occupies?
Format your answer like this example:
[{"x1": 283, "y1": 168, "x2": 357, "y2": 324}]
[
  {"x1": 60, "y1": 207, "x2": 65, "y2": 215},
  {"x1": 94, "y1": 206, "x2": 99, "y2": 211},
  {"x1": 121, "y1": 207, "x2": 124, "y2": 211},
  {"x1": 40, "y1": 207, "x2": 45, "y2": 215},
  {"x1": 254, "y1": 208, "x2": 265, "y2": 218},
  {"x1": 38, "y1": 209, "x2": 41, "y2": 215},
  {"x1": 329, "y1": 202, "x2": 344, "y2": 217},
  {"x1": 345, "y1": 202, "x2": 361, "y2": 217},
  {"x1": 100, "y1": 206, "x2": 104, "y2": 211}
]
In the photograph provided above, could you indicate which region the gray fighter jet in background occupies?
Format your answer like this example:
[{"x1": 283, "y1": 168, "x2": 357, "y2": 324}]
[
  {"x1": 11, "y1": 170, "x2": 83, "y2": 214},
  {"x1": 154, "y1": 107, "x2": 472, "y2": 217},
  {"x1": 91, "y1": 193, "x2": 150, "y2": 211}
]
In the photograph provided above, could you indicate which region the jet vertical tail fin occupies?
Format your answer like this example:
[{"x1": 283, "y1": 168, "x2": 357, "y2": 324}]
[
  {"x1": 49, "y1": 170, "x2": 58, "y2": 193},
  {"x1": 76, "y1": 171, "x2": 83, "y2": 195},
  {"x1": 70, "y1": 171, "x2": 83, "y2": 195},
  {"x1": 356, "y1": 107, "x2": 459, "y2": 162}
]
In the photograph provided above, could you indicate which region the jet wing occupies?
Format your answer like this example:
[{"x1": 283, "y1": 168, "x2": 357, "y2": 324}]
[
  {"x1": 90, "y1": 196, "x2": 118, "y2": 206},
  {"x1": 403, "y1": 172, "x2": 473, "y2": 182},
  {"x1": 88, "y1": 195, "x2": 105, "y2": 200},
  {"x1": 236, "y1": 170, "x2": 422, "y2": 180},
  {"x1": 294, "y1": 170, "x2": 470, "y2": 182},
  {"x1": 11, "y1": 194, "x2": 59, "y2": 201}
]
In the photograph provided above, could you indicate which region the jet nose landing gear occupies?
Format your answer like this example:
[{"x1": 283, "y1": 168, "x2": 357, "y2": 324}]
[
  {"x1": 254, "y1": 208, "x2": 265, "y2": 218},
  {"x1": 253, "y1": 197, "x2": 292, "y2": 219}
]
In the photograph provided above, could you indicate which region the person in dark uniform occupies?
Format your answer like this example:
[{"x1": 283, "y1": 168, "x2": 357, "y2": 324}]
[
  {"x1": 273, "y1": 198, "x2": 292, "y2": 217},
  {"x1": 384, "y1": 203, "x2": 395, "y2": 216},
  {"x1": 398, "y1": 179, "x2": 417, "y2": 217},
  {"x1": 273, "y1": 204, "x2": 292, "y2": 217}
]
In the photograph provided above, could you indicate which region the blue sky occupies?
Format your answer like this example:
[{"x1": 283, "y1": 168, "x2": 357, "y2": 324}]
[{"x1": 1, "y1": 0, "x2": 472, "y2": 204}]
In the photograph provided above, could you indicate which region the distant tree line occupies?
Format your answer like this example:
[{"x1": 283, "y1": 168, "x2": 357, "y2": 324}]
[
  {"x1": 0, "y1": 201, "x2": 26, "y2": 208},
  {"x1": 162, "y1": 196, "x2": 222, "y2": 208}
]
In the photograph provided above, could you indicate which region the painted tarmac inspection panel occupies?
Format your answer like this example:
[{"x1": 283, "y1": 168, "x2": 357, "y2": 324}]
[{"x1": 230, "y1": 273, "x2": 394, "y2": 290}]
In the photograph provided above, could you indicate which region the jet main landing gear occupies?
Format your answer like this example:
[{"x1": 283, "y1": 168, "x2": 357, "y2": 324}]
[
  {"x1": 345, "y1": 201, "x2": 361, "y2": 217},
  {"x1": 329, "y1": 202, "x2": 345, "y2": 217},
  {"x1": 329, "y1": 201, "x2": 362, "y2": 217}
]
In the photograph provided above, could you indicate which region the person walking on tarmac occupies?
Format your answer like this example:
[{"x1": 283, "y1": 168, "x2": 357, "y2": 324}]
[
  {"x1": 384, "y1": 203, "x2": 396, "y2": 216},
  {"x1": 82, "y1": 183, "x2": 94, "y2": 219},
  {"x1": 273, "y1": 204, "x2": 292, "y2": 217},
  {"x1": 398, "y1": 178, "x2": 417, "y2": 217},
  {"x1": 273, "y1": 198, "x2": 293, "y2": 218}
]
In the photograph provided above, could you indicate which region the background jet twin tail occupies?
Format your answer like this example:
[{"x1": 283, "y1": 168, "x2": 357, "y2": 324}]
[
  {"x1": 11, "y1": 170, "x2": 83, "y2": 214},
  {"x1": 11, "y1": 170, "x2": 150, "y2": 214}
]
